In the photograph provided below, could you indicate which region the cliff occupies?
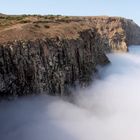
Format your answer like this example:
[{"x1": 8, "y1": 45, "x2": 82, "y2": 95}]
[
  {"x1": 0, "y1": 29, "x2": 109, "y2": 98},
  {"x1": 82, "y1": 16, "x2": 140, "y2": 52},
  {"x1": 0, "y1": 15, "x2": 140, "y2": 98}
]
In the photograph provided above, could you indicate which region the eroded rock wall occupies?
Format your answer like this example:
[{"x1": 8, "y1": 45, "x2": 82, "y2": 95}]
[
  {"x1": 122, "y1": 19, "x2": 140, "y2": 46},
  {"x1": 0, "y1": 29, "x2": 109, "y2": 98},
  {"x1": 90, "y1": 17, "x2": 140, "y2": 51}
]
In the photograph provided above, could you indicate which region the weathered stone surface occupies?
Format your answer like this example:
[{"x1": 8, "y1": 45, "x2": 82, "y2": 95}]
[
  {"x1": 85, "y1": 17, "x2": 140, "y2": 52},
  {"x1": 0, "y1": 29, "x2": 109, "y2": 98}
]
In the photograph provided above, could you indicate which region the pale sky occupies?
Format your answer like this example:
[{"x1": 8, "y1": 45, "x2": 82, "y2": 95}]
[{"x1": 0, "y1": 0, "x2": 139, "y2": 25}]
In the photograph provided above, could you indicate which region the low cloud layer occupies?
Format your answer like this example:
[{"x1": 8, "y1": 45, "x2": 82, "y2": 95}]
[{"x1": 1, "y1": 46, "x2": 140, "y2": 140}]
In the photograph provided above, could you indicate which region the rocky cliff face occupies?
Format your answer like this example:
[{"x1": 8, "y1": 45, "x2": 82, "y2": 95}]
[
  {"x1": 122, "y1": 19, "x2": 140, "y2": 46},
  {"x1": 0, "y1": 29, "x2": 109, "y2": 98},
  {"x1": 85, "y1": 17, "x2": 140, "y2": 52},
  {"x1": 0, "y1": 15, "x2": 140, "y2": 98}
]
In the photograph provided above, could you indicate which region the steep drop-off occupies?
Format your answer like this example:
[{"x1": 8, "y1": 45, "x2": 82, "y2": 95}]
[
  {"x1": 0, "y1": 15, "x2": 140, "y2": 98},
  {"x1": 0, "y1": 29, "x2": 109, "y2": 98}
]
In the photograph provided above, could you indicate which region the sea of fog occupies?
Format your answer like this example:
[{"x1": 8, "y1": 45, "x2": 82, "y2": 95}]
[{"x1": 1, "y1": 45, "x2": 140, "y2": 140}]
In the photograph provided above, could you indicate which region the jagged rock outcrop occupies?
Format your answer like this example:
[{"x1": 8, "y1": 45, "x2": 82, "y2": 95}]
[
  {"x1": 85, "y1": 17, "x2": 140, "y2": 52},
  {"x1": 0, "y1": 15, "x2": 140, "y2": 98},
  {"x1": 0, "y1": 29, "x2": 109, "y2": 98}
]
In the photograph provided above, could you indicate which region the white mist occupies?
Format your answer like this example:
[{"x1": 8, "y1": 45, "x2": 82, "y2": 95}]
[{"x1": 1, "y1": 46, "x2": 140, "y2": 140}]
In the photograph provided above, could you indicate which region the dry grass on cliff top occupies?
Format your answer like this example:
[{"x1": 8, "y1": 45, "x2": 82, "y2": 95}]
[{"x1": 0, "y1": 14, "x2": 126, "y2": 43}]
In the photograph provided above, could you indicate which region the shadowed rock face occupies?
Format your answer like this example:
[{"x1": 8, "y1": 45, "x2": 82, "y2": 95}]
[
  {"x1": 0, "y1": 29, "x2": 109, "y2": 98},
  {"x1": 0, "y1": 16, "x2": 140, "y2": 98},
  {"x1": 122, "y1": 19, "x2": 140, "y2": 46}
]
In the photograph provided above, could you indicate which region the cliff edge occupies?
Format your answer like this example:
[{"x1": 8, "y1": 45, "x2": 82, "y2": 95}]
[{"x1": 0, "y1": 15, "x2": 140, "y2": 98}]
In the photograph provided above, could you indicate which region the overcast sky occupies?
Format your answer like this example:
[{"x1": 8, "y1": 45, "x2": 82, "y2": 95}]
[{"x1": 0, "y1": 0, "x2": 139, "y2": 25}]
